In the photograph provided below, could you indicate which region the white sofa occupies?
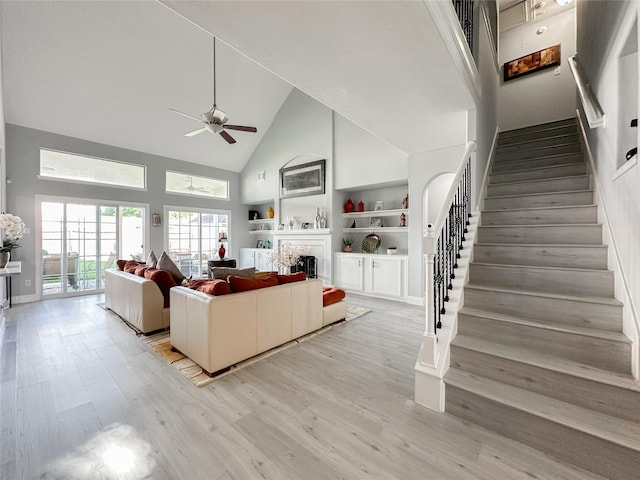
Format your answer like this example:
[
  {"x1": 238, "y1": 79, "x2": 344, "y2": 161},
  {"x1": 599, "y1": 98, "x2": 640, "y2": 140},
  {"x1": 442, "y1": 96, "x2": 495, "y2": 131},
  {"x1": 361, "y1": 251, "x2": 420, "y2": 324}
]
[
  {"x1": 105, "y1": 269, "x2": 170, "y2": 334},
  {"x1": 170, "y1": 278, "x2": 347, "y2": 375}
]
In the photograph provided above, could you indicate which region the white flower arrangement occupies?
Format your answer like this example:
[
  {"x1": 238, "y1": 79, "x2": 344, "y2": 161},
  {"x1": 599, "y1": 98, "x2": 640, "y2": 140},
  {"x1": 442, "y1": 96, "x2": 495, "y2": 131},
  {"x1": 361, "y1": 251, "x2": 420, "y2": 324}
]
[
  {"x1": 269, "y1": 243, "x2": 305, "y2": 269},
  {"x1": 0, "y1": 213, "x2": 28, "y2": 253}
]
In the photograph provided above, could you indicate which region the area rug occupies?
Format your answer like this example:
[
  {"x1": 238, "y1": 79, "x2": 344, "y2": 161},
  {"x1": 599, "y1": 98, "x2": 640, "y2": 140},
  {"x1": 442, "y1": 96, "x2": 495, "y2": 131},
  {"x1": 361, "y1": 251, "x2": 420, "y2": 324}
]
[{"x1": 140, "y1": 304, "x2": 371, "y2": 387}]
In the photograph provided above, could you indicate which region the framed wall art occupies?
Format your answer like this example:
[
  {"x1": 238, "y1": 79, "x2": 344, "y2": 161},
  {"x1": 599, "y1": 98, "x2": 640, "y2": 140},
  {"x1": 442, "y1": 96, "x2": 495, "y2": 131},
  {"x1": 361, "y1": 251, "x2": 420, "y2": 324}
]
[
  {"x1": 280, "y1": 159, "x2": 326, "y2": 199},
  {"x1": 503, "y1": 44, "x2": 561, "y2": 82}
]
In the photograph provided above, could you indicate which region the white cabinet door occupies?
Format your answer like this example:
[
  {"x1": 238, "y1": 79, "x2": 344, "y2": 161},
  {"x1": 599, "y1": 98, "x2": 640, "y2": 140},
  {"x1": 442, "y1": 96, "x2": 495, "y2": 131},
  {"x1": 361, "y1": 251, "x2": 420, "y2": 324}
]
[
  {"x1": 370, "y1": 257, "x2": 404, "y2": 297},
  {"x1": 256, "y1": 250, "x2": 274, "y2": 272},
  {"x1": 239, "y1": 248, "x2": 256, "y2": 269},
  {"x1": 337, "y1": 255, "x2": 365, "y2": 291}
]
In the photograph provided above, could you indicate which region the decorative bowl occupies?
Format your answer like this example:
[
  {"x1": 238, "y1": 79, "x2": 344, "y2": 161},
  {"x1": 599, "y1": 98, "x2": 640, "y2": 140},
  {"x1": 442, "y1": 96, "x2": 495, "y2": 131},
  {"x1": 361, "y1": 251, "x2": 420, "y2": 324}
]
[{"x1": 362, "y1": 234, "x2": 381, "y2": 253}]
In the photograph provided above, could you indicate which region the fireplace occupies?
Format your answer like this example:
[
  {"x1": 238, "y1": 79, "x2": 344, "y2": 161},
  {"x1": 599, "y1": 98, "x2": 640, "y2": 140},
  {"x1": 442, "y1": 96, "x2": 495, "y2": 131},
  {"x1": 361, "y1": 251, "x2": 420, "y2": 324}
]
[{"x1": 291, "y1": 255, "x2": 317, "y2": 279}]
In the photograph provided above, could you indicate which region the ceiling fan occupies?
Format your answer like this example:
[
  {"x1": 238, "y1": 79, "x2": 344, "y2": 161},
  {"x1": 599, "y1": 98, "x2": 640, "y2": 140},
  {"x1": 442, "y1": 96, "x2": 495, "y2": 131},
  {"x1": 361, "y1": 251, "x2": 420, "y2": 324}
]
[
  {"x1": 183, "y1": 176, "x2": 209, "y2": 193},
  {"x1": 170, "y1": 37, "x2": 257, "y2": 145}
]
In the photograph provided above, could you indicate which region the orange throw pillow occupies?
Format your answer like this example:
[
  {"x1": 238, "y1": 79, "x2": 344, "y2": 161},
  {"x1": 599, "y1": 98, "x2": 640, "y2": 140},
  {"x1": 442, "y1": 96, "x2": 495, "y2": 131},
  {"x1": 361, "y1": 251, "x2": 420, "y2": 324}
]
[
  {"x1": 145, "y1": 268, "x2": 176, "y2": 308},
  {"x1": 134, "y1": 265, "x2": 149, "y2": 277},
  {"x1": 228, "y1": 274, "x2": 277, "y2": 293},
  {"x1": 276, "y1": 272, "x2": 306, "y2": 284},
  {"x1": 322, "y1": 287, "x2": 346, "y2": 307},
  {"x1": 124, "y1": 260, "x2": 141, "y2": 273},
  {"x1": 196, "y1": 279, "x2": 232, "y2": 296},
  {"x1": 116, "y1": 259, "x2": 128, "y2": 271}
]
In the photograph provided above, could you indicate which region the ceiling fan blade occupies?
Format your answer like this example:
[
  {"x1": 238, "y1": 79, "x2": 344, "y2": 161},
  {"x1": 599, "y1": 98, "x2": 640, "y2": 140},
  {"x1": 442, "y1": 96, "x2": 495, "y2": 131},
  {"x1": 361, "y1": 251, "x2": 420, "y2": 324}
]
[
  {"x1": 224, "y1": 125, "x2": 257, "y2": 133},
  {"x1": 220, "y1": 131, "x2": 236, "y2": 144},
  {"x1": 170, "y1": 108, "x2": 202, "y2": 122},
  {"x1": 185, "y1": 127, "x2": 207, "y2": 137}
]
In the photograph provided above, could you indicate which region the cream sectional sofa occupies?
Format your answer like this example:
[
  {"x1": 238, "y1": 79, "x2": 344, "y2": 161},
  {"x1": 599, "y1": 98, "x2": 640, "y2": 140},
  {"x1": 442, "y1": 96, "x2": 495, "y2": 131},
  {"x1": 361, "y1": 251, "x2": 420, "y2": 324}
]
[
  {"x1": 105, "y1": 269, "x2": 170, "y2": 334},
  {"x1": 170, "y1": 278, "x2": 347, "y2": 376}
]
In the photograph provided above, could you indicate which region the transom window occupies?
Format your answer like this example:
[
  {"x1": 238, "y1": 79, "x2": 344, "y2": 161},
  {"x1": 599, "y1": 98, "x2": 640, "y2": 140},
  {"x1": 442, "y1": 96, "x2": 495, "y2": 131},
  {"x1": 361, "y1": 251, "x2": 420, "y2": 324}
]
[
  {"x1": 165, "y1": 171, "x2": 229, "y2": 199},
  {"x1": 39, "y1": 149, "x2": 146, "y2": 189}
]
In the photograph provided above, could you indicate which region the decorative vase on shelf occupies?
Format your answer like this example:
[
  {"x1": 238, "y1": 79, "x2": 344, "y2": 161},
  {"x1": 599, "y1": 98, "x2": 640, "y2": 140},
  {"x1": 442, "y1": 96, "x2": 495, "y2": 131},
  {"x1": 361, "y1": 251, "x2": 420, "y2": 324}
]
[
  {"x1": 358, "y1": 200, "x2": 365, "y2": 212},
  {"x1": 267, "y1": 206, "x2": 275, "y2": 219},
  {"x1": 344, "y1": 198, "x2": 354, "y2": 213},
  {"x1": 218, "y1": 244, "x2": 226, "y2": 259},
  {"x1": 319, "y1": 212, "x2": 327, "y2": 229},
  {"x1": 0, "y1": 252, "x2": 9, "y2": 268},
  {"x1": 343, "y1": 246, "x2": 352, "y2": 253},
  {"x1": 315, "y1": 207, "x2": 321, "y2": 229}
]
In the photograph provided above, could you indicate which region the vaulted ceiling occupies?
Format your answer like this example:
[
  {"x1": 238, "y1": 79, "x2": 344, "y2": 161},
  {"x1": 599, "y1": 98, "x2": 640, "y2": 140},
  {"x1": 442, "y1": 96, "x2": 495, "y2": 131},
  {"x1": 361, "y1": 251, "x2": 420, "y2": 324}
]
[{"x1": 2, "y1": 1, "x2": 476, "y2": 173}]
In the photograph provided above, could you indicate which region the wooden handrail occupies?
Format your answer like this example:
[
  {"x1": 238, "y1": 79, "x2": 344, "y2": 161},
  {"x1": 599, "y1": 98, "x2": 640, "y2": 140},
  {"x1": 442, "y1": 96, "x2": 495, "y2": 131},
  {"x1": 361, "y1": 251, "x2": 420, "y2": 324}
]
[{"x1": 568, "y1": 55, "x2": 606, "y2": 129}]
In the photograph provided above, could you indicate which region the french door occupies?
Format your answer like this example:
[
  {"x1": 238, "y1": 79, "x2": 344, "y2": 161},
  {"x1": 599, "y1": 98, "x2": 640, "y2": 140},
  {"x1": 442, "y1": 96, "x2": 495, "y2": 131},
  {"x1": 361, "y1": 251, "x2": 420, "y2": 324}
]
[{"x1": 39, "y1": 199, "x2": 147, "y2": 297}]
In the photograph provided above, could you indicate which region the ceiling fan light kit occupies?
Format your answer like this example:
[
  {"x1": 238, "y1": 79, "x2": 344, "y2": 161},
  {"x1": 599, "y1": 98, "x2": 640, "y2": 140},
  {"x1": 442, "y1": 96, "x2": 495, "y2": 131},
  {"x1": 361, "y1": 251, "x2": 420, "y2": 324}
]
[{"x1": 170, "y1": 37, "x2": 257, "y2": 144}]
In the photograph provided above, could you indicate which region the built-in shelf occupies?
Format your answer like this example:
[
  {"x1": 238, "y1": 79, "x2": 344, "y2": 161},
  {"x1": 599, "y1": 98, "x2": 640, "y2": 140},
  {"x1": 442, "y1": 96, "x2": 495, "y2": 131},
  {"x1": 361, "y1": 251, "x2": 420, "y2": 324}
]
[
  {"x1": 248, "y1": 230, "x2": 274, "y2": 235},
  {"x1": 248, "y1": 219, "x2": 275, "y2": 225},
  {"x1": 342, "y1": 227, "x2": 408, "y2": 233},
  {"x1": 274, "y1": 228, "x2": 333, "y2": 235},
  {"x1": 342, "y1": 208, "x2": 408, "y2": 218}
]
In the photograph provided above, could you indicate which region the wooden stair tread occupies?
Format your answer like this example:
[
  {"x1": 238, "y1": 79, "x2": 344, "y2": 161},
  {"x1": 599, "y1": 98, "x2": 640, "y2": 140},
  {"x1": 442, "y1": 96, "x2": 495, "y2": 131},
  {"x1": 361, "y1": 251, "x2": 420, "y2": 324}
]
[
  {"x1": 451, "y1": 335, "x2": 640, "y2": 392},
  {"x1": 458, "y1": 306, "x2": 628, "y2": 343},
  {"x1": 494, "y1": 153, "x2": 584, "y2": 167},
  {"x1": 471, "y1": 261, "x2": 612, "y2": 275},
  {"x1": 496, "y1": 133, "x2": 580, "y2": 149},
  {"x1": 475, "y1": 242, "x2": 607, "y2": 249},
  {"x1": 487, "y1": 174, "x2": 589, "y2": 187},
  {"x1": 491, "y1": 162, "x2": 584, "y2": 175},
  {"x1": 499, "y1": 118, "x2": 576, "y2": 135},
  {"x1": 479, "y1": 223, "x2": 600, "y2": 228},
  {"x1": 486, "y1": 189, "x2": 592, "y2": 200},
  {"x1": 465, "y1": 283, "x2": 622, "y2": 306},
  {"x1": 482, "y1": 204, "x2": 597, "y2": 213},
  {"x1": 445, "y1": 368, "x2": 640, "y2": 451}
]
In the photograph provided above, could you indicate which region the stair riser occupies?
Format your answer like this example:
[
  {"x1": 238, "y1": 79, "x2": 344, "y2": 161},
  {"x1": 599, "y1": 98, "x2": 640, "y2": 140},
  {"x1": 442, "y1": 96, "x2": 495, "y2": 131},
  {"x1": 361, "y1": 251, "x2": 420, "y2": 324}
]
[
  {"x1": 484, "y1": 191, "x2": 593, "y2": 210},
  {"x1": 464, "y1": 287, "x2": 622, "y2": 331},
  {"x1": 487, "y1": 176, "x2": 590, "y2": 197},
  {"x1": 492, "y1": 154, "x2": 585, "y2": 173},
  {"x1": 445, "y1": 386, "x2": 640, "y2": 480},
  {"x1": 495, "y1": 143, "x2": 582, "y2": 163},
  {"x1": 490, "y1": 163, "x2": 586, "y2": 184},
  {"x1": 457, "y1": 314, "x2": 629, "y2": 372},
  {"x1": 497, "y1": 135, "x2": 580, "y2": 155},
  {"x1": 498, "y1": 119, "x2": 577, "y2": 139},
  {"x1": 449, "y1": 346, "x2": 640, "y2": 422},
  {"x1": 477, "y1": 225, "x2": 602, "y2": 245},
  {"x1": 498, "y1": 125, "x2": 578, "y2": 146},
  {"x1": 473, "y1": 245, "x2": 608, "y2": 269},
  {"x1": 469, "y1": 263, "x2": 614, "y2": 297},
  {"x1": 481, "y1": 206, "x2": 597, "y2": 226}
]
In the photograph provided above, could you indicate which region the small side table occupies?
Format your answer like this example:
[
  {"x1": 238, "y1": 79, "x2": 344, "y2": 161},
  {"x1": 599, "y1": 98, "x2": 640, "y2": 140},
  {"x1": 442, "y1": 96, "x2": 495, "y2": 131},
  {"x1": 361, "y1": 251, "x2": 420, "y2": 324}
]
[
  {"x1": 0, "y1": 261, "x2": 22, "y2": 308},
  {"x1": 207, "y1": 259, "x2": 237, "y2": 278}
]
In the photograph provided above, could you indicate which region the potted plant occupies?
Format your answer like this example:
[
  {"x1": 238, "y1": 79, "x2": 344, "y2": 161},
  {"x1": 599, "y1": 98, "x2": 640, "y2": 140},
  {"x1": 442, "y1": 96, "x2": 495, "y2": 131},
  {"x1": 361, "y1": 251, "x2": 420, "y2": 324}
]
[
  {"x1": 342, "y1": 237, "x2": 355, "y2": 253},
  {"x1": 0, "y1": 213, "x2": 27, "y2": 268}
]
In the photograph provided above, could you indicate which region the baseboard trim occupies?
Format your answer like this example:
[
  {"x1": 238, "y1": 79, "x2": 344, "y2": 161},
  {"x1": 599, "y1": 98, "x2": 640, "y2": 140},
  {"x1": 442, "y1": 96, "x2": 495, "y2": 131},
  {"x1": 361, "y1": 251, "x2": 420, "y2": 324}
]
[
  {"x1": 13, "y1": 294, "x2": 39, "y2": 305},
  {"x1": 406, "y1": 295, "x2": 425, "y2": 306},
  {"x1": 577, "y1": 110, "x2": 640, "y2": 379}
]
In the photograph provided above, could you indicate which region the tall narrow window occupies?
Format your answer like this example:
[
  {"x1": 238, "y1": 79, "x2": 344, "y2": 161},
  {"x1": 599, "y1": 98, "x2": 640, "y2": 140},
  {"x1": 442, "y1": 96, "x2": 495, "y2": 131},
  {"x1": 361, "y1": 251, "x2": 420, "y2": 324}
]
[{"x1": 166, "y1": 208, "x2": 229, "y2": 278}]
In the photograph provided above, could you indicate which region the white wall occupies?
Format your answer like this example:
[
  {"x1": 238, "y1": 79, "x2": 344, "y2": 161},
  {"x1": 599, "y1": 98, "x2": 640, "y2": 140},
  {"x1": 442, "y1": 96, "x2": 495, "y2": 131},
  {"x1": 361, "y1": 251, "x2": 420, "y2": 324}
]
[
  {"x1": 240, "y1": 89, "x2": 333, "y2": 206},
  {"x1": 334, "y1": 114, "x2": 408, "y2": 190},
  {"x1": 498, "y1": 8, "x2": 577, "y2": 131},
  {"x1": 576, "y1": 0, "x2": 640, "y2": 371}
]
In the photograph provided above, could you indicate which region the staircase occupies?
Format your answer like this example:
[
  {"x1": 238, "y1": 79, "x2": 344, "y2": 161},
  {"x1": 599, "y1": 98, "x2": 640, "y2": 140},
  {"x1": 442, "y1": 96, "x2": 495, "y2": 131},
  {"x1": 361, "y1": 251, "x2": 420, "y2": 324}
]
[{"x1": 444, "y1": 118, "x2": 640, "y2": 480}]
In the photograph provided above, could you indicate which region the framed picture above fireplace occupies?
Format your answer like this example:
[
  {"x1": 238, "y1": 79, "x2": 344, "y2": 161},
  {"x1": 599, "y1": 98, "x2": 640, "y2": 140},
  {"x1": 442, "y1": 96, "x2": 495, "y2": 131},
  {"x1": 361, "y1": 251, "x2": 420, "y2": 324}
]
[{"x1": 280, "y1": 159, "x2": 326, "y2": 199}]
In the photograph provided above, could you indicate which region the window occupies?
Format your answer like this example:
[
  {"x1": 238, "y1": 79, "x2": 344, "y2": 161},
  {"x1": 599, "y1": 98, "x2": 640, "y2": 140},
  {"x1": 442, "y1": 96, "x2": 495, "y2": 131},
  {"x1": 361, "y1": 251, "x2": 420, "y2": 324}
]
[
  {"x1": 166, "y1": 208, "x2": 229, "y2": 278},
  {"x1": 165, "y1": 171, "x2": 229, "y2": 199},
  {"x1": 40, "y1": 149, "x2": 146, "y2": 189}
]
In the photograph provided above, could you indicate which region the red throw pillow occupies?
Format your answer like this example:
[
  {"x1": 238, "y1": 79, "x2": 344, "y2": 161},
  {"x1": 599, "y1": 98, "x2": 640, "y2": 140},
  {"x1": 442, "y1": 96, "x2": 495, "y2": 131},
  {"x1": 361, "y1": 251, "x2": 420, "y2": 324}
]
[
  {"x1": 185, "y1": 278, "x2": 210, "y2": 290},
  {"x1": 196, "y1": 279, "x2": 232, "y2": 296},
  {"x1": 276, "y1": 272, "x2": 306, "y2": 284},
  {"x1": 134, "y1": 265, "x2": 149, "y2": 277},
  {"x1": 228, "y1": 274, "x2": 277, "y2": 293},
  {"x1": 124, "y1": 260, "x2": 141, "y2": 273},
  {"x1": 322, "y1": 287, "x2": 346, "y2": 307},
  {"x1": 145, "y1": 268, "x2": 176, "y2": 308},
  {"x1": 116, "y1": 259, "x2": 127, "y2": 271}
]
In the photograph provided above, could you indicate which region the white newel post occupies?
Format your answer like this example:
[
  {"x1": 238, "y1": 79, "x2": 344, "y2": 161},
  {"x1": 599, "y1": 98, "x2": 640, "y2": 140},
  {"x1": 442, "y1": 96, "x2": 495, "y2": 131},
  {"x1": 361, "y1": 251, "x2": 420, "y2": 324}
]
[{"x1": 419, "y1": 226, "x2": 438, "y2": 368}]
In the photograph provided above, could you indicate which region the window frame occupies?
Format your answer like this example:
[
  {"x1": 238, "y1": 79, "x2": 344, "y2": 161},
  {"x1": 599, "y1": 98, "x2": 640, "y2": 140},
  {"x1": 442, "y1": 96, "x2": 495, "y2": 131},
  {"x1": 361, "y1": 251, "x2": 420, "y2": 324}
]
[{"x1": 165, "y1": 170, "x2": 230, "y2": 200}]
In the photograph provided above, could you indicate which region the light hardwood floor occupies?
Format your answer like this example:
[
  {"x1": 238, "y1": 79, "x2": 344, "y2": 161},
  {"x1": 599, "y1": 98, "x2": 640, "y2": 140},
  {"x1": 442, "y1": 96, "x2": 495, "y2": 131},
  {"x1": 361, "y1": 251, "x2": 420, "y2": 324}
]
[{"x1": 0, "y1": 294, "x2": 606, "y2": 480}]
